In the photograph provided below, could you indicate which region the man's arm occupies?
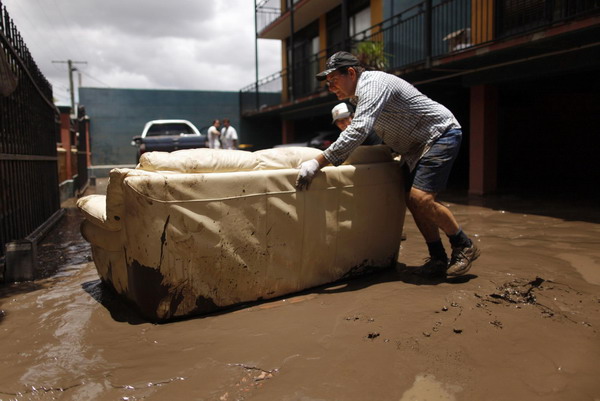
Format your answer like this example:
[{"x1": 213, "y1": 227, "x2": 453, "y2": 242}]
[
  {"x1": 296, "y1": 75, "x2": 393, "y2": 190},
  {"x1": 322, "y1": 76, "x2": 390, "y2": 166},
  {"x1": 315, "y1": 153, "x2": 328, "y2": 168},
  {"x1": 230, "y1": 127, "x2": 239, "y2": 149},
  {"x1": 295, "y1": 153, "x2": 328, "y2": 190},
  {"x1": 209, "y1": 126, "x2": 220, "y2": 137}
]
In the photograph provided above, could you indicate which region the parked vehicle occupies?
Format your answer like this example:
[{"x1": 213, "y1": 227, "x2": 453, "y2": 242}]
[
  {"x1": 273, "y1": 141, "x2": 309, "y2": 148},
  {"x1": 274, "y1": 131, "x2": 339, "y2": 150},
  {"x1": 275, "y1": 129, "x2": 382, "y2": 150},
  {"x1": 308, "y1": 131, "x2": 340, "y2": 150},
  {"x1": 131, "y1": 119, "x2": 207, "y2": 161}
]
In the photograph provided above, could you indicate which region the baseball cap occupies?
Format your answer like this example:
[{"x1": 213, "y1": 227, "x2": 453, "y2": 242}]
[
  {"x1": 331, "y1": 103, "x2": 351, "y2": 123},
  {"x1": 316, "y1": 51, "x2": 360, "y2": 81}
]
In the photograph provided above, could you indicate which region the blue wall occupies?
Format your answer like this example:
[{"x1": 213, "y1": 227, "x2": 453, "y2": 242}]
[{"x1": 79, "y1": 87, "x2": 240, "y2": 166}]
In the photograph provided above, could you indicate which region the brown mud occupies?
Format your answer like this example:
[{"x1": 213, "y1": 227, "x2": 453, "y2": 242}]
[{"x1": 1, "y1": 181, "x2": 599, "y2": 401}]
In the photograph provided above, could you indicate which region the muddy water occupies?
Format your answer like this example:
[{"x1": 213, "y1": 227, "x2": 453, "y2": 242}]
[{"x1": 1, "y1": 188, "x2": 599, "y2": 401}]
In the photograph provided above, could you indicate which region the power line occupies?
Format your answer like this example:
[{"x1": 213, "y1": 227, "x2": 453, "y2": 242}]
[
  {"x1": 78, "y1": 69, "x2": 111, "y2": 88},
  {"x1": 31, "y1": 0, "x2": 76, "y2": 60},
  {"x1": 49, "y1": 0, "x2": 88, "y2": 57}
]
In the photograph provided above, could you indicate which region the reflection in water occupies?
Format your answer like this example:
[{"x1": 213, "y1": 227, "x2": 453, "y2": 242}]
[
  {"x1": 555, "y1": 253, "x2": 600, "y2": 285},
  {"x1": 399, "y1": 374, "x2": 462, "y2": 401},
  {"x1": 20, "y1": 264, "x2": 106, "y2": 391}
]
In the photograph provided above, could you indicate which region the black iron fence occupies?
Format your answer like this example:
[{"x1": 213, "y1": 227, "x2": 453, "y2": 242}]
[
  {"x1": 243, "y1": 0, "x2": 599, "y2": 114},
  {"x1": 496, "y1": 0, "x2": 599, "y2": 37},
  {"x1": 0, "y1": 1, "x2": 61, "y2": 261}
]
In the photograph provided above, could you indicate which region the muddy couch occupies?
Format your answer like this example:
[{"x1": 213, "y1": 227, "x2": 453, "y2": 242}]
[{"x1": 77, "y1": 145, "x2": 406, "y2": 322}]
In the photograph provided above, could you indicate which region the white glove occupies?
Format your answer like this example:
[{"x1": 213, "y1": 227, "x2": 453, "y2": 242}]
[{"x1": 296, "y1": 159, "x2": 320, "y2": 190}]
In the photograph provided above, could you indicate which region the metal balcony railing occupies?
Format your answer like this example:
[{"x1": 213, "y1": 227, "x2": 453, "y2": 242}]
[
  {"x1": 496, "y1": 0, "x2": 599, "y2": 37},
  {"x1": 242, "y1": 0, "x2": 599, "y2": 115},
  {"x1": 256, "y1": 0, "x2": 282, "y2": 34}
]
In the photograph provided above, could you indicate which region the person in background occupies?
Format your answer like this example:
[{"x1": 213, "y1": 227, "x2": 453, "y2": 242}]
[
  {"x1": 331, "y1": 102, "x2": 381, "y2": 146},
  {"x1": 220, "y1": 118, "x2": 239, "y2": 150},
  {"x1": 297, "y1": 51, "x2": 479, "y2": 277},
  {"x1": 331, "y1": 102, "x2": 353, "y2": 131},
  {"x1": 207, "y1": 119, "x2": 221, "y2": 149}
]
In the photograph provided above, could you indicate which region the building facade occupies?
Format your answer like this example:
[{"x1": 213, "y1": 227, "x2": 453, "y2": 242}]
[{"x1": 242, "y1": 0, "x2": 600, "y2": 196}]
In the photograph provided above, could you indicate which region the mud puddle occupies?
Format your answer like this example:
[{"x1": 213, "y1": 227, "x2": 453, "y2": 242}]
[
  {"x1": 36, "y1": 208, "x2": 92, "y2": 279},
  {"x1": 0, "y1": 187, "x2": 599, "y2": 400}
]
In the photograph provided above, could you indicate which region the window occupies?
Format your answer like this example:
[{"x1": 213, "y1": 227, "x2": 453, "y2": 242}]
[
  {"x1": 309, "y1": 35, "x2": 320, "y2": 91},
  {"x1": 286, "y1": 21, "x2": 320, "y2": 97},
  {"x1": 349, "y1": 7, "x2": 371, "y2": 39},
  {"x1": 146, "y1": 123, "x2": 195, "y2": 137}
]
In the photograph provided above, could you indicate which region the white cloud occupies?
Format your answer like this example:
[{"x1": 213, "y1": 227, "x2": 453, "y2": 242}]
[{"x1": 3, "y1": 0, "x2": 281, "y2": 106}]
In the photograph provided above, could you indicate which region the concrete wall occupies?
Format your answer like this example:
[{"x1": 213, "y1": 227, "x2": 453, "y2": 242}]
[{"x1": 79, "y1": 88, "x2": 240, "y2": 169}]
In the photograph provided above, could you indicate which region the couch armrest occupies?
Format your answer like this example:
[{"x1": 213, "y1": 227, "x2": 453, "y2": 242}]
[
  {"x1": 80, "y1": 219, "x2": 122, "y2": 251},
  {"x1": 77, "y1": 194, "x2": 120, "y2": 231}
]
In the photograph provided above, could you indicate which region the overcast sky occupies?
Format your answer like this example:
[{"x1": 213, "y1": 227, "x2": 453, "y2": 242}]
[{"x1": 3, "y1": 0, "x2": 282, "y2": 106}]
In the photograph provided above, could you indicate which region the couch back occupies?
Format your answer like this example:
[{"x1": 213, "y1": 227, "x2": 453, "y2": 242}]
[
  {"x1": 80, "y1": 145, "x2": 398, "y2": 232},
  {"x1": 136, "y1": 145, "x2": 394, "y2": 173}
]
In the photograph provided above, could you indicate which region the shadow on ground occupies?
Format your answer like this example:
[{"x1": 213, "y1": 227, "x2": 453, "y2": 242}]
[{"x1": 81, "y1": 263, "x2": 477, "y2": 325}]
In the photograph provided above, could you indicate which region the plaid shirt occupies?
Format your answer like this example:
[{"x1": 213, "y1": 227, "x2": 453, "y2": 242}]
[{"x1": 323, "y1": 71, "x2": 460, "y2": 170}]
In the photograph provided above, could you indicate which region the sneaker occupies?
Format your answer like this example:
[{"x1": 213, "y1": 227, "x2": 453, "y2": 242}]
[
  {"x1": 416, "y1": 257, "x2": 448, "y2": 277},
  {"x1": 447, "y1": 244, "x2": 480, "y2": 277}
]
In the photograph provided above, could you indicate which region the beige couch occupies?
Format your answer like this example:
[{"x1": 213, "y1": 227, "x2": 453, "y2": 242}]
[{"x1": 77, "y1": 145, "x2": 406, "y2": 321}]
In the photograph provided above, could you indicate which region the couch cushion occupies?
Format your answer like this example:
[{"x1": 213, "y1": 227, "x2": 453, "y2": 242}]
[
  {"x1": 138, "y1": 148, "x2": 259, "y2": 173},
  {"x1": 254, "y1": 147, "x2": 323, "y2": 170},
  {"x1": 136, "y1": 145, "x2": 394, "y2": 174}
]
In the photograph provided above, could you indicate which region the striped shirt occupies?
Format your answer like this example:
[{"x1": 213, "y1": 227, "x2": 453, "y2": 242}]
[{"x1": 322, "y1": 71, "x2": 460, "y2": 170}]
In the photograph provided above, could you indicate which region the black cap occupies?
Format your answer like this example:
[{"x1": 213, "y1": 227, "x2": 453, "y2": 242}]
[{"x1": 316, "y1": 51, "x2": 360, "y2": 81}]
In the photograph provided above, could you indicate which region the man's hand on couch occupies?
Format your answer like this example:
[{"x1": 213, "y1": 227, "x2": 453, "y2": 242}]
[{"x1": 296, "y1": 159, "x2": 321, "y2": 190}]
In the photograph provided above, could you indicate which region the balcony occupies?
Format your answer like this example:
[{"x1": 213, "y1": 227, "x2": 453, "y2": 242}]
[
  {"x1": 257, "y1": 0, "x2": 340, "y2": 40},
  {"x1": 243, "y1": 0, "x2": 600, "y2": 116}
]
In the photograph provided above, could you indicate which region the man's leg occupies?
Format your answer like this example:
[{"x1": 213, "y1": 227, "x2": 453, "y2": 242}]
[
  {"x1": 407, "y1": 129, "x2": 480, "y2": 276},
  {"x1": 408, "y1": 187, "x2": 479, "y2": 276},
  {"x1": 407, "y1": 187, "x2": 459, "y2": 241},
  {"x1": 406, "y1": 188, "x2": 455, "y2": 275}
]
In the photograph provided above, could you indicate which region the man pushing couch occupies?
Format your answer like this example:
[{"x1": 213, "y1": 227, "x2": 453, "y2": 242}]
[{"x1": 296, "y1": 51, "x2": 480, "y2": 277}]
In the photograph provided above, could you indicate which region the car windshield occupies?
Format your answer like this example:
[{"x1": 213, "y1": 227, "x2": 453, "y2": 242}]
[{"x1": 146, "y1": 123, "x2": 195, "y2": 137}]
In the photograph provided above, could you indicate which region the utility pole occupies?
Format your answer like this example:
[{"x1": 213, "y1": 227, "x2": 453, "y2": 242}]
[{"x1": 52, "y1": 59, "x2": 87, "y2": 113}]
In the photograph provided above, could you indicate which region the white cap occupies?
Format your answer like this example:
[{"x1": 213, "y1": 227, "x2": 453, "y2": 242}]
[{"x1": 331, "y1": 103, "x2": 351, "y2": 123}]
